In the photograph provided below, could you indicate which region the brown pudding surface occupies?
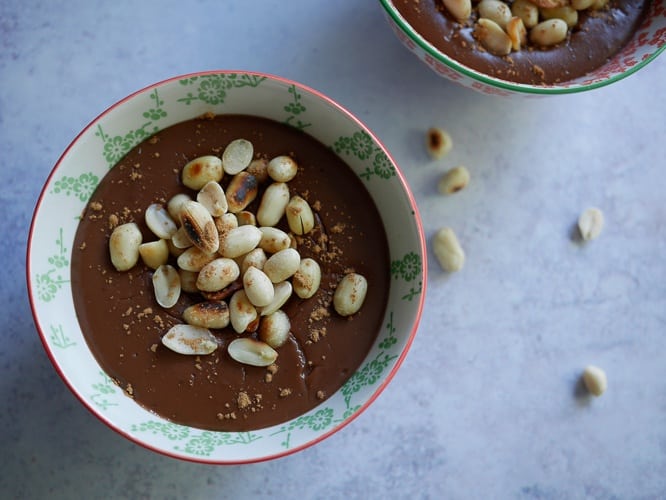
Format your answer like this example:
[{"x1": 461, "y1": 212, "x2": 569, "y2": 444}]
[
  {"x1": 71, "y1": 115, "x2": 390, "y2": 431},
  {"x1": 392, "y1": 0, "x2": 649, "y2": 85}
]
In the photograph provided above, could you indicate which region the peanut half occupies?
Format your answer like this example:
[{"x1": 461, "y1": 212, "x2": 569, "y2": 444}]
[{"x1": 432, "y1": 227, "x2": 465, "y2": 272}]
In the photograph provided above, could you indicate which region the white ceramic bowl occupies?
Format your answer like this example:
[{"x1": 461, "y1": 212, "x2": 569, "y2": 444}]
[
  {"x1": 27, "y1": 71, "x2": 426, "y2": 464},
  {"x1": 379, "y1": 0, "x2": 665, "y2": 97}
]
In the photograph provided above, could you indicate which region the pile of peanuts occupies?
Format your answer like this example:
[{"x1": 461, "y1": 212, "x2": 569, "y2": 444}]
[
  {"x1": 442, "y1": 0, "x2": 611, "y2": 56},
  {"x1": 108, "y1": 139, "x2": 368, "y2": 366}
]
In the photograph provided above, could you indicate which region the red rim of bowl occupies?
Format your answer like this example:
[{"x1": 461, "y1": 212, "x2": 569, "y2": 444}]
[{"x1": 26, "y1": 69, "x2": 427, "y2": 465}]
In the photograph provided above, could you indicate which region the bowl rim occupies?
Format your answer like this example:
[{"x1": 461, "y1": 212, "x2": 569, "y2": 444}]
[
  {"x1": 378, "y1": 0, "x2": 666, "y2": 95},
  {"x1": 26, "y1": 69, "x2": 428, "y2": 464}
]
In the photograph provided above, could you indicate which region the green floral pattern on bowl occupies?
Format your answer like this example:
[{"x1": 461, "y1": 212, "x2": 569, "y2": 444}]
[{"x1": 27, "y1": 71, "x2": 426, "y2": 464}]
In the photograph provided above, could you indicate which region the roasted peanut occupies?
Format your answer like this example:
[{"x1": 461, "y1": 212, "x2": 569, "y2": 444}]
[
  {"x1": 180, "y1": 200, "x2": 219, "y2": 254},
  {"x1": 182, "y1": 155, "x2": 223, "y2": 190},
  {"x1": 183, "y1": 301, "x2": 230, "y2": 329}
]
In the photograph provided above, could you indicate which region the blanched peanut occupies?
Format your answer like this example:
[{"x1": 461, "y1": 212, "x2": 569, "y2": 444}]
[
  {"x1": 438, "y1": 166, "x2": 470, "y2": 195},
  {"x1": 109, "y1": 222, "x2": 142, "y2": 271},
  {"x1": 582, "y1": 365, "x2": 607, "y2": 396},
  {"x1": 292, "y1": 258, "x2": 321, "y2": 299},
  {"x1": 183, "y1": 301, "x2": 230, "y2": 329},
  {"x1": 243, "y1": 266, "x2": 275, "y2": 308},
  {"x1": 167, "y1": 237, "x2": 187, "y2": 258},
  {"x1": 227, "y1": 337, "x2": 277, "y2": 367},
  {"x1": 178, "y1": 268, "x2": 199, "y2": 293},
  {"x1": 219, "y1": 225, "x2": 263, "y2": 259},
  {"x1": 286, "y1": 195, "x2": 315, "y2": 235},
  {"x1": 222, "y1": 138, "x2": 253, "y2": 175},
  {"x1": 478, "y1": 0, "x2": 512, "y2": 29},
  {"x1": 432, "y1": 227, "x2": 465, "y2": 272},
  {"x1": 162, "y1": 324, "x2": 218, "y2": 355},
  {"x1": 540, "y1": 6, "x2": 578, "y2": 28},
  {"x1": 443, "y1": 0, "x2": 472, "y2": 22},
  {"x1": 511, "y1": 0, "x2": 539, "y2": 28},
  {"x1": 333, "y1": 273, "x2": 368, "y2": 317},
  {"x1": 257, "y1": 182, "x2": 290, "y2": 227},
  {"x1": 578, "y1": 207, "x2": 604, "y2": 241},
  {"x1": 152, "y1": 264, "x2": 181, "y2": 308},
  {"x1": 176, "y1": 246, "x2": 217, "y2": 272},
  {"x1": 475, "y1": 18, "x2": 512, "y2": 56},
  {"x1": 197, "y1": 180, "x2": 228, "y2": 217},
  {"x1": 258, "y1": 310, "x2": 290, "y2": 348},
  {"x1": 267, "y1": 155, "x2": 298, "y2": 183},
  {"x1": 263, "y1": 248, "x2": 300, "y2": 283},
  {"x1": 167, "y1": 193, "x2": 191, "y2": 224},
  {"x1": 530, "y1": 19, "x2": 568, "y2": 46},
  {"x1": 260, "y1": 281, "x2": 293, "y2": 316},
  {"x1": 258, "y1": 226, "x2": 291, "y2": 254},
  {"x1": 145, "y1": 203, "x2": 178, "y2": 239},
  {"x1": 139, "y1": 239, "x2": 169, "y2": 269},
  {"x1": 229, "y1": 290, "x2": 258, "y2": 333},
  {"x1": 240, "y1": 247, "x2": 267, "y2": 275},
  {"x1": 196, "y1": 257, "x2": 240, "y2": 292},
  {"x1": 170, "y1": 226, "x2": 194, "y2": 249},
  {"x1": 182, "y1": 155, "x2": 223, "y2": 190},
  {"x1": 236, "y1": 210, "x2": 256, "y2": 226},
  {"x1": 215, "y1": 212, "x2": 238, "y2": 237}
]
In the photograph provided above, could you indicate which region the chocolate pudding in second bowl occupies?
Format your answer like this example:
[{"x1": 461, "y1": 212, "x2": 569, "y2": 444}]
[{"x1": 392, "y1": 0, "x2": 650, "y2": 85}]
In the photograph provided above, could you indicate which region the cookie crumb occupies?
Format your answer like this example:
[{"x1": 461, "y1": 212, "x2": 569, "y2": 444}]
[
  {"x1": 279, "y1": 387, "x2": 292, "y2": 398},
  {"x1": 237, "y1": 391, "x2": 252, "y2": 409}
]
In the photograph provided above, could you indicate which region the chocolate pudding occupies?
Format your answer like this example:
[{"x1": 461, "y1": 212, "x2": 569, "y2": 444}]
[
  {"x1": 71, "y1": 114, "x2": 390, "y2": 431},
  {"x1": 393, "y1": 0, "x2": 649, "y2": 84}
]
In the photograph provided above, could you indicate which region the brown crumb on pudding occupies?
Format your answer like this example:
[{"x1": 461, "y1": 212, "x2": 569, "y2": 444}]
[
  {"x1": 237, "y1": 391, "x2": 252, "y2": 409},
  {"x1": 316, "y1": 390, "x2": 326, "y2": 400},
  {"x1": 108, "y1": 213, "x2": 119, "y2": 229},
  {"x1": 279, "y1": 387, "x2": 292, "y2": 398},
  {"x1": 532, "y1": 64, "x2": 546, "y2": 81},
  {"x1": 308, "y1": 326, "x2": 327, "y2": 343}
]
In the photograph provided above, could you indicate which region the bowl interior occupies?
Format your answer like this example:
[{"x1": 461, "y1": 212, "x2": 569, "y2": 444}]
[
  {"x1": 27, "y1": 71, "x2": 426, "y2": 463},
  {"x1": 379, "y1": 0, "x2": 666, "y2": 96}
]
